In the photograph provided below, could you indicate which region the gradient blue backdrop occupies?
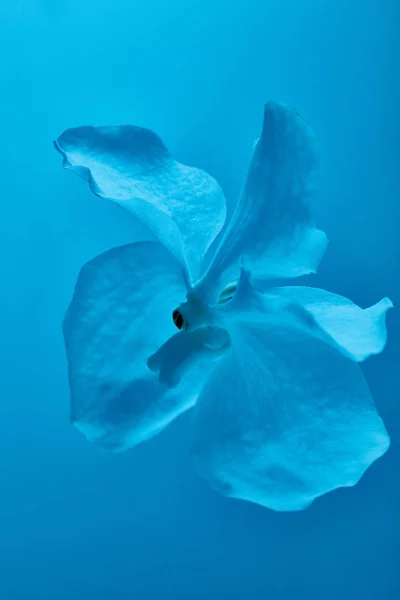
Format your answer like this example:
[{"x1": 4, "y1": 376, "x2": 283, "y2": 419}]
[{"x1": 0, "y1": 1, "x2": 399, "y2": 598}]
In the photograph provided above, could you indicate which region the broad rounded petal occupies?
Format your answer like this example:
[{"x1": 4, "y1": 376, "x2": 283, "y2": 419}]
[
  {"x1": 64, "y1": 241, "x2": 198, "y2": 451},
  {"x1": 197, "y1": 102, "x2": 327, "y2": 299},
  {"x1": 191, "y1": 318, "x2": 389, "y2": 511},
  {"x1": 264, "y1": 286, "x2": 393, "y2": 362},
  {"x1": 54, "y1": 126, "x2": 226, "y2": 280}
]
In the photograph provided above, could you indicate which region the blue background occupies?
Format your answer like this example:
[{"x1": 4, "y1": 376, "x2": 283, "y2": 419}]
[{"x1": 0, "y1": 1, "x2": 399, "y2": 598}]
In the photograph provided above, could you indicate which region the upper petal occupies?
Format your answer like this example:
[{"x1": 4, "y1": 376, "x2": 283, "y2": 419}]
[
  {"x1": 191, "y1": 315, "x2": 390, "y2": 511},
  {"x1": 197, "y1": 102, "x2": 327, "y2": 300},
  {"x1": 54, "y1": 125, "x2": 227, "y2": 280},
  {"x1": 64, "y1": 241, "x2": 199, "y2": 451}
]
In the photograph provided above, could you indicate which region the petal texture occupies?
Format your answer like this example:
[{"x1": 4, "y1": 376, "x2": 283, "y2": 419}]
[
  {"x1": 55, "y1": 125, "x2": 226, "y2": 279},
  {"x1": 197, "y1": 102, "x2": 327, "y2": 299},
  {"x1": 64, "y1": 241, "x2": 197, "y2": 451},
  {"x1": 191, "y1": 316, "x2": 389, "y2": 511}
]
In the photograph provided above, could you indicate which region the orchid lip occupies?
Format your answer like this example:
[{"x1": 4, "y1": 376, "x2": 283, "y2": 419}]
[{"x1": 147, "y1": 326, "x2": 231, "y2": 389}]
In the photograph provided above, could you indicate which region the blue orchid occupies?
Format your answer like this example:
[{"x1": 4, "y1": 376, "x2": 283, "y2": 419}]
[{"x1": 55, "y1": 102, "x2": 392, "y2": 511}]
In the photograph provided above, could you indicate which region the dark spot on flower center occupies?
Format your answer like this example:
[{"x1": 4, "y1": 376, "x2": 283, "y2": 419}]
[{"x1": 172, "y1": 309, "x2": 185, "y2": 330}]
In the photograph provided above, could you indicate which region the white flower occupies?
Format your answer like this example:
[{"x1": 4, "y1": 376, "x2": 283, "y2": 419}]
[{"x1": 55, "y1": 102, "x2": 392, "y2": 511}]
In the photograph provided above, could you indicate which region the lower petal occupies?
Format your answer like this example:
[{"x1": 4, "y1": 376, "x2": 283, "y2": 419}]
[{"x1": 191, "y1": 317, "x2": 390, "y2": 511}]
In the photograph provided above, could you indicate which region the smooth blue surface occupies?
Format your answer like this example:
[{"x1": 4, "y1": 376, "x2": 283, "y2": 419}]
[{"x1": 0, "y1": 0, "x2": 399, "y2": 598}]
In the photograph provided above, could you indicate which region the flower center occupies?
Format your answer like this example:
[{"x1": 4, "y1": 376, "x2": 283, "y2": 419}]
[
  {"x1": 172, "y1": 283, "x2": 238, "y2": 331},
  {"x1": 150, "y1": 289, "x2": 234, "y2": 388}
]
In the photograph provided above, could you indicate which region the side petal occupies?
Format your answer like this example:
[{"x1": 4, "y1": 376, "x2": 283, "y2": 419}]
[
  {"x1": 191, "y1": 317, "x2": 389, "y2": 511},
  {"x1": 264, "y1": 286, "x2": 393, "y2": 362},
  {"x1": 64, "y1": 241, "x2": 198, "y2": 451},
  {"x1": 54, "y1": 125, "x2": 226, "y2": 280},
  {"x1": 218, "y1": 268, "x2": 393, "y2": 363},
  {"x1": 197, "y1": 102, "x2": 327, "y2": 299}
]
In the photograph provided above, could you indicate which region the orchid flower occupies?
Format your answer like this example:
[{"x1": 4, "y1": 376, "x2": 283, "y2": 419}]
[{"x1": 55, "y1": 102, "x2": 392, "y2": 511}]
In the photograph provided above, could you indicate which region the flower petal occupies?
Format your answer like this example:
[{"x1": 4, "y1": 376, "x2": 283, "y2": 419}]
[
  {"x1": 264, "y1": 286, "x2": 393, "y2": 362},
  {"x1": 191, "y1": 316, "x2": 389, "y2": 511},
  {"x1": 197, "y1": 102, "x2": 327, "y2": 299},
  {"x1": 220, "y1": 270, "x2": 393, "y2": 363},
  {"x1": 64, "y1": 241, "x2": 198, "y2": 451},
  {"x1": 54, "y1": 125, "x2": 226, "y2": 280}
]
